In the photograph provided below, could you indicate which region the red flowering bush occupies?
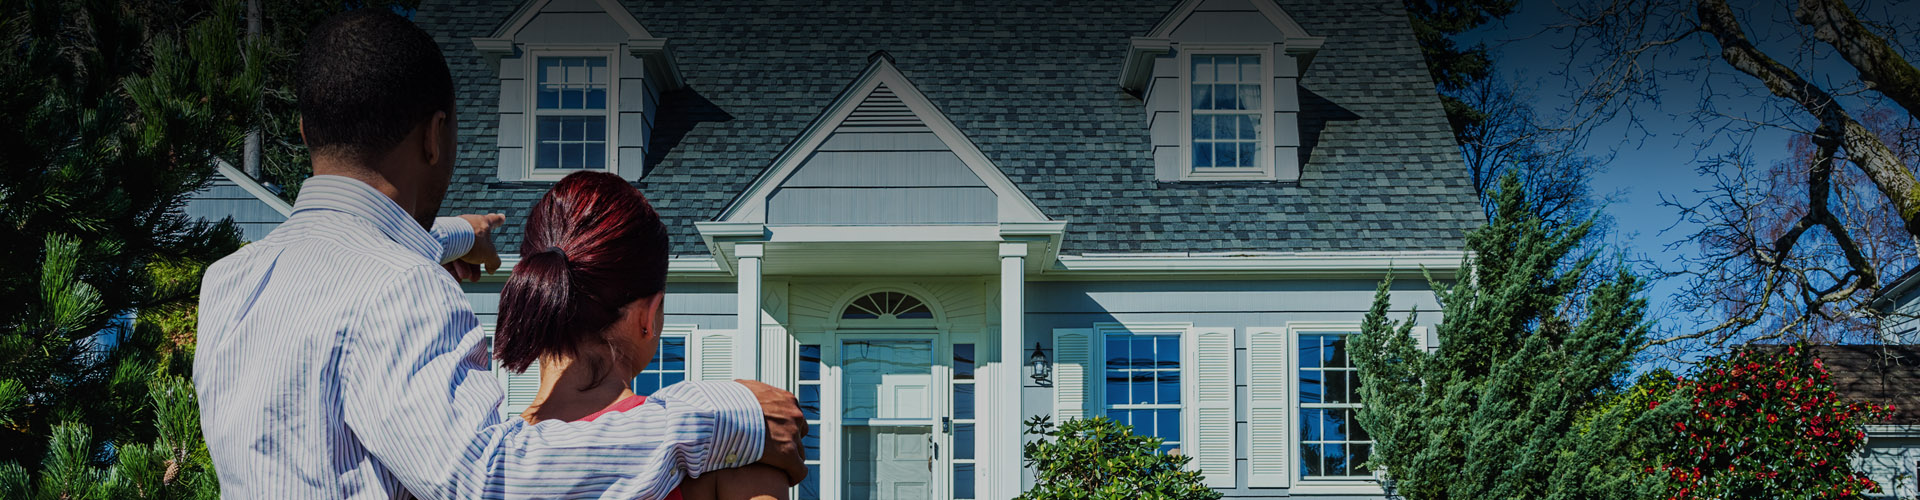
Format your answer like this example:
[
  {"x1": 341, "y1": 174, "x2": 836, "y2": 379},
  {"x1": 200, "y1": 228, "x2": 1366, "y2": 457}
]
[{"x1": 1654, "y1": 345, "x2": 1894, "y2": 499}]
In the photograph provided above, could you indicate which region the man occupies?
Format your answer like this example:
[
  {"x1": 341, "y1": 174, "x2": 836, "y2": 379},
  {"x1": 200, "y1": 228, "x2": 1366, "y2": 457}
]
[{"x1": 193, "y1": 10, "x2": 805, "y2": 499}]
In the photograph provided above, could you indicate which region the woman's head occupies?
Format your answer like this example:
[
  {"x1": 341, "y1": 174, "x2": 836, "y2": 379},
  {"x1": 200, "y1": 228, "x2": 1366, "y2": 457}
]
[{"x1": 495, "y1": 172, "x2": 670, "y2": 384}]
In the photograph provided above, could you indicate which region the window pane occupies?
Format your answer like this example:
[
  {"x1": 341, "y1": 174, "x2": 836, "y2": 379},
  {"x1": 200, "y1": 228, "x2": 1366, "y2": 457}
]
[
  {"x1": 1130, "y1": 410, "x2": 1154, "y2": 436},
  {"x1": 1349, "y1": 372, "x2": 1365, "y2": 405},
  {"x1": 1132, "y1": 371, "x2": 1154, "y2": 405},
  {"x1": 539, "y1": 58, "x2": 563, "y2": 83},
  {"x1": 1326, "y1": 334, "x2": 1349, "y2": 368},
  {"x1": 1193, "y1": 142, "x2": 1213, "y2": 167},
  {"x1": 1238, "y1": 115, "x2": 1259, "y2": 140},
  {"x1": 953, "y1": 344, "x2": 975, "y2": 379},
  {"x1": 797, "y1": 463, "x2": 820, "y2": 500},
  {"x1": 1106, "y1": 372, "x2": 1127, "y2": 406},
  {"x1": 661, "y1": 338, "x2": 685, "y2": 371},
  {"x1": 1156, "y1": 371, "x2": 1180, "y2": 405},
  {"x1": 1239, "y1": 84, "x2": 1261, "y2": 110},
  {"x1": 1240, "y1": 55, "x2": 1261, "y2": 80},
  {"x1": 1108, "y1": 409, "x2": 1130, "y2": 428},
  {"x1": 586, "y1": 88, "x2": 606, "y2": 109},
  {"x1": 562, "y1": 86, "x2": 583, "y2": 109},
  {"x1": 538, "y1": 86, "x2": 559, "y2": 109},
  {"x1": 1156, "y1": 337, "x2": 1179, "y2": 368},
  {"x1": 1191, "y1": 84, "x2": 1213, "y2": 110},
  {"x1": 1156, "y1": 408, "x2": 1180, "y2": 442},
  {"x1": 1236, "y1": 142, "x2": 1257, "y2": 168},
  {"x1": 953, "y1": 383, "x2": 975, "y2": 420},
  {"x1": 954, "y1": 423, "x2": 975, "y2": 460},
  {"x1": 585, "y1": 118, "x2": 605, "y2": 141},
  {"x1": 1301, "y1": 408, "x2": 1322, "y2": 441},
  {"x1": 585, "y1": 143, "x2": 605, "y2": 169},
  {"x1": 1326, "y1": 442, "x2": 1348, "y2": 476},
  {"x1": 660, "y1": 372, "x2": 682, "y2": 387},
  {"x1": 1213, "y1": 115, "x2": 1234, "y2": 140},
  {"x1": 587, "y1": 57, "x2": 607, "y2": 83},
  {"x1": 1300, "y1": 335, "x2": 1321, "y2": 368},
  {"x1": 1300, "y1": 370, "x2": 1323, "y2": 404},
  {"x1": 798, "y1": 385, "x2": 821, "y2": 420},
  {"x1": 1352, "y1": 409, "x2": 1371, "y2": 442},
  {"x1": 1192, "y1": 115, "x2": 1212, "y2": 140},
  {"x1": 954, "y1": 463, "x2": 975, "y2": 499},
  {"x1": 1323, "y1": 407, "x2": 1348, "y2": 442},
  {"x1": 560, "y1": 143, "x2": 582, "y2": 168},
  {"x1": 803, "y1": 423, "x2": 819, "y2": 460},
  {"x1": 1301, "y1": 443, "x2": 1325, "y2": 477},
  {"x1": 1106, "y1": 339, "x2": 1129, "y2": 371},
  {"x1": 1215, "y1": 142, "x2": 1236, "y2": 167},
  {"x1": 1351, "y1": 443, "x2": 1373, "y2": 476},
  {"x1": 1326, "y1": 369, "x2": 1348, "y2": 404},
  {"x1": 1215, "y1": 84, "x2": 1236, "y2": 109},
  {"x1": 537, "y1": 143, "x2": 559, "y2": 169},
  {"x1": 566, "y1": 58, "x2": 587, "y2": 84},
  {"x1": 1191, "y1": 55, "x2": 1213, "y2": 82},
  {"x1": 798, "y1": 345, "x2": 821, "y2": 381},
  {"x1": 537, "y1": 117, "x2": 560, "y2": 142},
  {"x1": 1131, "y1": 337, "x2": 1154, "y2": 369}
]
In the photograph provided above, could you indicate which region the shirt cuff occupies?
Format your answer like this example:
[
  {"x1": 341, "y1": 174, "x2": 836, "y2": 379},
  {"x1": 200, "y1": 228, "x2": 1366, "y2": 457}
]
[
  {"x1": 689, "y1": 381, "x2": 766, "y2": 474},
  {"x1": 430, "y1": 216, "x2": 476, "y2": 265}
]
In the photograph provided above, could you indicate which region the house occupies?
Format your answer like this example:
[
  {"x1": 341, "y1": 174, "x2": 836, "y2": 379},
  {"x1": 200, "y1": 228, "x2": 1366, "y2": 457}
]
[
  {"x1": 182, "y1": 161, "x2": 292, "y2": 242},
  {"x1": 1855, "y1": 273, "x2": 1920, "y2": 499},
  {"x1": 194, "y1": 0, "x2": 1485, "y2": 497}
]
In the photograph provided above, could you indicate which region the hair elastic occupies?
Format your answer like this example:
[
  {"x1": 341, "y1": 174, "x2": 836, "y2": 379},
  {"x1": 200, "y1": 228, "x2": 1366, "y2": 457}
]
[{"x1": 546, "y1": 246, "x2": 567, "y2": 262}]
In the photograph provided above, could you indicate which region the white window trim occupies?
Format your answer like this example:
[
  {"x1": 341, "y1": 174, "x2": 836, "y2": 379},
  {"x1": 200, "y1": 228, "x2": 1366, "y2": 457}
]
[
  {"x1": 524, "y1": 47, "x2": 622, "y2": 181},
  {"x1": 1285, "y1": 322, "x2": 1385, "y2": 494},
  {"x1": 1092, "y1": 322, "x2": 1195, "y2": 459},
  {"x1": 1178, "y1": 44, "x2": 1276, "y2": 181}
]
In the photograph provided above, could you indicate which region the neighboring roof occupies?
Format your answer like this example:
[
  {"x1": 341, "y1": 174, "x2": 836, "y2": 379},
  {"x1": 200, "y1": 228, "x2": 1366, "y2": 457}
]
[
  {"x1": 1871, "y1": 265, "x2": 1920, "y2": 312},
  {"x1": 417, "y1": 0, "x2": 1484, "y2": 256},
  {"x1": 182, "y1": 161, "x2": 293, "y2": 242},
  {"x1": 1770, "y1": 345, "x2": 1920, "y2": 425}
]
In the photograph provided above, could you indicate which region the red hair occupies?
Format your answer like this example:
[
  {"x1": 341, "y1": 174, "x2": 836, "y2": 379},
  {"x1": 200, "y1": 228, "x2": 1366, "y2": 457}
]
[{"x1": 494, "y1": 171, "x2": 670, "y2": 373}]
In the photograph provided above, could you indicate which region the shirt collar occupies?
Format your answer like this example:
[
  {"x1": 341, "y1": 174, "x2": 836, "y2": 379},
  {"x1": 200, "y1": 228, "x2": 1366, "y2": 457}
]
[{"x1": 291, "y1": 175, "x2": 442, "y2": 262}]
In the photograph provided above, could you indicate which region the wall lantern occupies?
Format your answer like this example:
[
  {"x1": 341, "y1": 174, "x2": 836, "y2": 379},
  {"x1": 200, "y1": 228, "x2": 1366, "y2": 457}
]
[{"x1": 1028, "y1": 342, "x2": 1052, "y2": 387}]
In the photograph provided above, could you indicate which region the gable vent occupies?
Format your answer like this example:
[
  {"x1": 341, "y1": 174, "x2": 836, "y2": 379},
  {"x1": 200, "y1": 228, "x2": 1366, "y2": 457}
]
[{"x1": 841, "y1": 85, "x2": 926, "y2": 129}]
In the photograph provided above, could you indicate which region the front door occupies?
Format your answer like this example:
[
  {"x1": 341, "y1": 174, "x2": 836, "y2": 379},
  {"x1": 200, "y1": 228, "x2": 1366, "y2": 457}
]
[{"x1": 841, "y1": 338, "x2": 940, "y2": 500}]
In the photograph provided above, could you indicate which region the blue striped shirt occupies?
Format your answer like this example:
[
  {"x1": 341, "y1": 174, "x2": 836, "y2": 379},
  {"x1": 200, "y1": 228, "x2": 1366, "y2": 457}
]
[{"x1": 193, "y1": 175, "x2": 764, "y2": 499}]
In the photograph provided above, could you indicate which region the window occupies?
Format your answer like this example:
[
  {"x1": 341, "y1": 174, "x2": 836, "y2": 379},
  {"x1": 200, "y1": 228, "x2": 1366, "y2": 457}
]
[
  {"x1": 532, "y1": 55, "x2": 613, "y2": 173},
  {"x1": 793, "y1": 344, "x2": 823, "y2": 500},
  {"x1": 840, "y1": 291, "x2": 933, "y2": 320},
  {"x1": 951, "y1": 343, "x2": 978, "y2": 499},
  {"x1": 1188, "y1": 54, "x2": 1263, "y2": 175},
  {"x1": 1104, "y1": 330, "x2": 1183, "y2": 454},
  {"x1": 630, "y1": 333, "x2": 687, "y2": 396},
  {"x1": 1298, "y1": 331, "x2": 1372, "y2": 479}
]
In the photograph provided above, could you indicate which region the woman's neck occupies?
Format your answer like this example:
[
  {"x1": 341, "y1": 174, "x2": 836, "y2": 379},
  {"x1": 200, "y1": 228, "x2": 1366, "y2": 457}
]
[{"x1": 523, "y1": 354, "x2": 636, "y2": 423}]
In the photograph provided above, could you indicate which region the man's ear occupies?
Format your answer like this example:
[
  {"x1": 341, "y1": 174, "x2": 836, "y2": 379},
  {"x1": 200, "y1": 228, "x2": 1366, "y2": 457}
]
[
  {"x1": 422, "y1": 111, "x2": 450, "y2": 166},
  {"x1": 298, "y1": 117, "x2": 307, "y2": 145}
]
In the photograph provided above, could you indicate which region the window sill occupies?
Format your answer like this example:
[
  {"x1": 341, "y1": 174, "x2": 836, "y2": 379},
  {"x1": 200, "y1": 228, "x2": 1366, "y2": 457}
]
[{"x1": 1285, "y1": 480, "x2": 1384, "y2": 495}]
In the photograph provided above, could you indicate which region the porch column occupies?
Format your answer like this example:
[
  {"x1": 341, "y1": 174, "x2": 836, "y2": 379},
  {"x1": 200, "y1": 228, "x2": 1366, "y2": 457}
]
[
  {"x1": 996, "y1": 242, "x2": 1028, "y2": 498},
  {"x1": 735, "y1": 243, "x2": 764, "y2": 380}
]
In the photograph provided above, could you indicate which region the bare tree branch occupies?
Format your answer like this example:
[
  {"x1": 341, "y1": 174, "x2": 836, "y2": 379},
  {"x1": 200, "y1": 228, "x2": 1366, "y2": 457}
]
[{"x1": 1795, "y1": 0, "x2": 1920, "y2": 119}]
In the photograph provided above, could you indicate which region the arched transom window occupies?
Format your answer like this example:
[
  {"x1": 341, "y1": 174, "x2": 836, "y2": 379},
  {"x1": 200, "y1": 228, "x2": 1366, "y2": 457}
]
[{"x1": 840, "y1": 291, "x2": 934, "y2": 320}]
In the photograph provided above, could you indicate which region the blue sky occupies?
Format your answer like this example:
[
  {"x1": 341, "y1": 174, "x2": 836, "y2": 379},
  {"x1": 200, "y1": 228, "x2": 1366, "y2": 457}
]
[{"x1": 1458, "y1": 0, "x2": 1864, "y2": 344}]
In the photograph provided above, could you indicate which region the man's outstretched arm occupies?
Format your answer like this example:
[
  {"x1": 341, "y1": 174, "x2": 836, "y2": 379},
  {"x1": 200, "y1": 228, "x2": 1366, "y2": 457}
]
[{"x1": 338, "y1": 264, "x2": 802, "y2": 499}]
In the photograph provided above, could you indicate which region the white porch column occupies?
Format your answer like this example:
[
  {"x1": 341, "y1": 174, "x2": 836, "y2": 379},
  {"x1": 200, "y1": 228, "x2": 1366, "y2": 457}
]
[
  {"x1": 735, "y1": 243, "x2": 764, "y2": 380},
  {"x1": 996, "y1": 242, "x2": 1027, "y2": 498}
]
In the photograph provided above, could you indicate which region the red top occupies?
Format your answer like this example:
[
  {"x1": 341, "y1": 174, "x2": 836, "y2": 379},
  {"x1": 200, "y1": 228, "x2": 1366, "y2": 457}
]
[{"x1": 579, "y1": 395, "x2": 685, "y2": 500}]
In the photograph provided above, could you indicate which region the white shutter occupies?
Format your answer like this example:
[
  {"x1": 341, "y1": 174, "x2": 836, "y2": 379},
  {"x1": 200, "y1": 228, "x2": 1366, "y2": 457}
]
[
  {"x1": 1246, "y1": 327, "x2": 1290, "y2": 487},
  {"x1": 1412, "y1": 325, "x2": 1431, "y2": 352},
  {"x1": 1052, "y1": 329, "x2": 1092, "y2": 420},
  {"x1": 502, "y1": 359, "x2": 542, "y2": 418},
  {"x1": 693, "y1": 328, "x2": 739, "y2": 381},
  {"x1": 1187, "y1": 327, "x2": 1236, "y2": 488}
]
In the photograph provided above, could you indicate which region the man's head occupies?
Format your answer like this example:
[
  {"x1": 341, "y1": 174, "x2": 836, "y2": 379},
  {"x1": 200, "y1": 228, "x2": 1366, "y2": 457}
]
[{"x1": 297, "y1": 9, "x2": 457, "y2": 227}]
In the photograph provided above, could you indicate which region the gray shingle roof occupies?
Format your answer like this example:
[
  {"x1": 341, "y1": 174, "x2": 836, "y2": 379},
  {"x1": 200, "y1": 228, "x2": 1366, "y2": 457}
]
[{"x1": 416, "y1": 0, "x2": 1484, "y2": 257}]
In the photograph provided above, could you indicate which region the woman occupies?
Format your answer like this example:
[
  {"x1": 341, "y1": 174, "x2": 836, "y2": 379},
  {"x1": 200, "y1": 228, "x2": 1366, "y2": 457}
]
[{"x1": 493, "y1": 171, "x2": 790, "y2": 500}]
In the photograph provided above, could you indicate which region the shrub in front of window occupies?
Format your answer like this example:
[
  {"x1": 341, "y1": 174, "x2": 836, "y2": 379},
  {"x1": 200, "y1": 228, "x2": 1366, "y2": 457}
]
[{"x1": 1017, "y1": 415, "x2": 1220, "y2": 500}]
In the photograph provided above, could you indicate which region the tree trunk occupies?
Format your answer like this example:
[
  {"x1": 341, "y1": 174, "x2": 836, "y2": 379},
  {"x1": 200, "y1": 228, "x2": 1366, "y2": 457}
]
[{"x1": 242, "y1": 0, "x2": 263, "y2": 179}]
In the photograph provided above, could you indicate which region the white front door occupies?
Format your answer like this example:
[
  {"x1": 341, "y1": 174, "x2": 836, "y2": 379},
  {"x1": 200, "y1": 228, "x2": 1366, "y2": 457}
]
[{"x1": 841, "y1": 338, "x2": 941, "y2": 500}]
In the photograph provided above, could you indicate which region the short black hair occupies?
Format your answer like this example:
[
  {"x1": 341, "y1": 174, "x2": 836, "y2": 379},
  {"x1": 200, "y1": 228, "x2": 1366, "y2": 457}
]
[{"x1": 296, "y1": 10, "x2": 454, "y2": 160}]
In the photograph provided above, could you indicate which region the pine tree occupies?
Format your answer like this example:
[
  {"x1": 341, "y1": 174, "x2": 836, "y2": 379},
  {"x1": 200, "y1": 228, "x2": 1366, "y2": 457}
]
[
  {"x1": 1351, "y1": 172, "x2": 1655, "y2": 499},
  {"x1": 0, "y1": 0, "x2": 257, "y2": 476}
]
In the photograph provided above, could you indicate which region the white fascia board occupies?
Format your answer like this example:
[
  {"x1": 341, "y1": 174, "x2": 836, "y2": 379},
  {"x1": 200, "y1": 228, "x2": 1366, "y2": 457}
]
[
  {"x1": 213, "y1": 160, "x2": 293, "y2": 217},
  {"x1": 468, "y1": 255, "x2": 729, "y2": 283},
  {"x1": 1119, "y1": 37, "x2": 1173, "y2": 93},
  {"x1": 1047, "y1": 250, "x2": 1468, "y2": 279},
  {"x1": 1866, "y1": 425, "x2": 1920, "y2": 438},
  {"x1": 766, "y1": 225, "x2": 1003, "y2": 243}
]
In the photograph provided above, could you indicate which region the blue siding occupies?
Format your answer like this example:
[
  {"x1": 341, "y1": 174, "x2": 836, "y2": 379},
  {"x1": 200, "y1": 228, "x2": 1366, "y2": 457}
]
[
  {"x1": 764, "y1": 85, "x2": 997, "y2": 225},
  {"x1": 183, "y1": 177, "x2": 288, "y2": 241},
  {"x1": 1019, "y1": 279, "x2": 1443, "y2": 497},
  {"x1": 463, "y1": 281, "x2": 737, "y2": 331}
]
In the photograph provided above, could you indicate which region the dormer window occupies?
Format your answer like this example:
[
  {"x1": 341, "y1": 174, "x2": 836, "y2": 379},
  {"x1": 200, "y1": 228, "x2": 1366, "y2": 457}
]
[
  {"x1": 531, "y1": 54, "x2": 615, "y2": 175},
  {"x1": 1188, "y1": 54, "x2": 1265, "y2": 176}
]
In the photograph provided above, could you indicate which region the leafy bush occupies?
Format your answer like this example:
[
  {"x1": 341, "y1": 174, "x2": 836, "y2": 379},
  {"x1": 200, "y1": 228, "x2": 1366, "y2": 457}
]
[
  {"x1": 1655, "y1": 345, "x2": 1892, "y2": 500},
  {"x1": 1017, "y1": 416, "x2": 1220, "y2": 500}
]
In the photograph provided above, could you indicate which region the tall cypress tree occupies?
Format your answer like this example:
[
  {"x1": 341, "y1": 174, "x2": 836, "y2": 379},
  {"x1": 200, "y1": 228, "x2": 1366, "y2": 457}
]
[{"x1": 1352, "y1": 172, "x2": 1654, "y2": 499}]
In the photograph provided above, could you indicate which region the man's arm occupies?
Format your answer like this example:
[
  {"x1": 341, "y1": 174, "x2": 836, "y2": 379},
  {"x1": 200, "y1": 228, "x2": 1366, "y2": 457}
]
[{"x1": 339, "y1": 264, "x2": 766, "y2": 499}]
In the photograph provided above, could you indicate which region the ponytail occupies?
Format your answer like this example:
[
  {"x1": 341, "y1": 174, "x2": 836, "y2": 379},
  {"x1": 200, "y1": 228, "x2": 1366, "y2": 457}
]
[{"x1": 492, "y1": 171, "x2": 670, "y2": 374}]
